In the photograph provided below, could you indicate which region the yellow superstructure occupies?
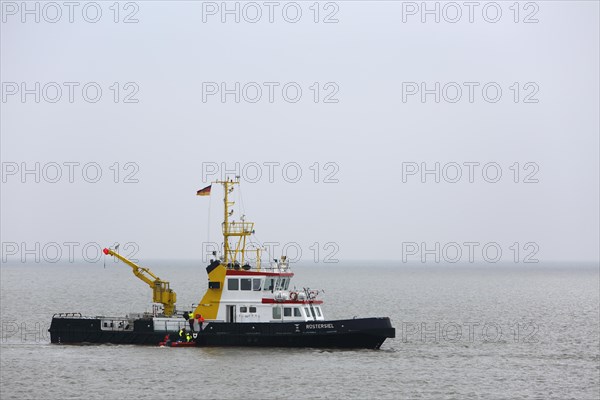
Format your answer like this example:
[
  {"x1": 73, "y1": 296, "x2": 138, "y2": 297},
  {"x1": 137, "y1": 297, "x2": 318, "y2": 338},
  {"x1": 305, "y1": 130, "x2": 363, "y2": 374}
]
[{"x1": 193, "y1": 262, "x2": 227, "y2": 319}]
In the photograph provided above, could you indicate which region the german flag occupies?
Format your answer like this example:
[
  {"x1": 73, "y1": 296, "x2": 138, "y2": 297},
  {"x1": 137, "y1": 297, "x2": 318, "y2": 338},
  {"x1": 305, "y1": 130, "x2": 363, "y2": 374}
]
[{"x1": 196, "y1": 185, "x2": 212, "y2": 196}]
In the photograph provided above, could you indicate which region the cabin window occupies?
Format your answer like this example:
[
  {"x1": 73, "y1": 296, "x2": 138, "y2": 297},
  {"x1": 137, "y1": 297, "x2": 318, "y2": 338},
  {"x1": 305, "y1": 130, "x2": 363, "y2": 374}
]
[
  {"x1": 263, "y1": 278, "x2": 274, "y2": 292},
  {"x1": 240, "y1": 278, "x2": 252, "y2": 291},
  {"x1": 252, "y1": 279, "x2": 262, "y2": 291},
  {"x1": 283, "y1": 307, "x2": 292, "y2": 317},
  {"x1": 240, "y1": 306, "x2": 247, "y2": 313},
  {"x1": 272, "y1": 307, "x2": 281, "y2": 319},
  {"x1": 315, "y1": 307, "x2": 322, "y2": 317},
  {"x1": 275, "y1": 278, "x2": 287, "y2": 290},
  {"x1": 293, "y1": 308, "x2": 302, "y2": 317},
  {"x1": 304, "y1": 307, "x2": 311, "y2": 318},
  {"x1": 228, "y1": 279, "x2": 239, "y2": 291},
  {"x1": 310, "y1": 307, "x2": 316, "y2": 318},
  {"x1": 283, "y1": 279, "x2": 290, "y2": 290},
  {"x1": 249, "y1": 306, "x2": 257, "y2": 313}
]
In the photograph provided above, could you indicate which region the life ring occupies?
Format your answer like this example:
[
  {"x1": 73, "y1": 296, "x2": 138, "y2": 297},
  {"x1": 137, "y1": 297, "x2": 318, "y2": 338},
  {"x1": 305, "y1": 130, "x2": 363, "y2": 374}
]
[{"x1": 289, "y1": 292, "x2": 298, "y2": 301}]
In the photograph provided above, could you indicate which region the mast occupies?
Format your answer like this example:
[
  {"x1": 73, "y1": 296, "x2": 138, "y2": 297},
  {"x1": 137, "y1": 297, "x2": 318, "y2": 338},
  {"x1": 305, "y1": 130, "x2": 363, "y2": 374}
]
[
  {"x1": 221, "y1": 178, "x2": 233, "y2": 264},
  {"x1": 215, "y1": 177, "x2": 254, "y2": 266}
]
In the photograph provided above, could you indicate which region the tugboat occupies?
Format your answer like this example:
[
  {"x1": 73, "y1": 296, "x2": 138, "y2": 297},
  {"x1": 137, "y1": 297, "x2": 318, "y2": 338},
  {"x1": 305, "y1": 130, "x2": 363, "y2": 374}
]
[{"x1": 49, "y1": 178, "x2": 395, "y2": 349}]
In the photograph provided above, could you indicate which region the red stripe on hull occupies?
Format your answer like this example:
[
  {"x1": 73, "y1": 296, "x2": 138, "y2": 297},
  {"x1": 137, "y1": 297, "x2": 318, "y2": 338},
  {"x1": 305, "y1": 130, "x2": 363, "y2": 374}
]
[
  {"x1": 262, "y1": 298, "x2": 323, "y2": 305},
  {"x1": 226, "y1": 270, "x2": 294, "y2": 277}
]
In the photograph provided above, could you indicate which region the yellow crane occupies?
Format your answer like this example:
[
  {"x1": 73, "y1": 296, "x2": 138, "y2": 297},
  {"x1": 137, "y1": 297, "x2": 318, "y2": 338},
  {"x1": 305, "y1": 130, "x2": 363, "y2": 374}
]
[{"x1": 103, "y1": 247, "x2": 177, "y2": 316}]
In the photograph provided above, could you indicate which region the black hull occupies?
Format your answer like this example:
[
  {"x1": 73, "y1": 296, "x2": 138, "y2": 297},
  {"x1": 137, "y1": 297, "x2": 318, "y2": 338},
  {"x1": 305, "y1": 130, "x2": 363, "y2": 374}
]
[
  {"x1": 48, "y1": 317, "x2": 166, "y2": 345},
  {"x1": 49, "y1": 317, "x2": 395, "y2": 349},
  {"x1": 197, "y1": 318, "x2": 394, "y2": 349}
]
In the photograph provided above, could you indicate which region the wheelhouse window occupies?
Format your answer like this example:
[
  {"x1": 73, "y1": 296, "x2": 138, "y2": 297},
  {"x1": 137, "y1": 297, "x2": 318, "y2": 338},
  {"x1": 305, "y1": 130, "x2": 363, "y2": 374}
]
[
  {"x1": 272, "y1": 307, "x2": 281, "y2": 319},
  {"x1": 304, "y1": 307, "x2": 311, "y2": 319},
  {"x1": 240, "y1": 306, "x2": 248, "y2": 313},
  {"x1": 249, "y1": 306, "x2": 257, "y2": 313},
  {"x1": 228, "y1": 278, "x2": 239, "y2": 291},
  {"x1": 240, "y1": 278, "x2": 252, "y2": 291},
  {"x1": 293, "y1": 308, "x2": 302, "y2": 317},
  {"x1": 252, "y1": 279, "x2": 262, "y2": 291},
  {"x1": 283, "y1": 307, "x2": 292, "y2": 317},
  {"x1": 263, "y1": 278, "x2": 274, "y2": 292},
  {"x1": 315, "y1": 307, "x2": 322, "y2": 317},
  {"x1": 274, "y1": 277, "x2": 289, "y2": 291}
]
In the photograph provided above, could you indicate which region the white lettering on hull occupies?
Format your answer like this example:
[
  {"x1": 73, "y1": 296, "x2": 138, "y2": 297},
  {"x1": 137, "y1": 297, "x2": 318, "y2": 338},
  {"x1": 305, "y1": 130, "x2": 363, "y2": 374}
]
[{"x1": 305, "y1": 323, "x2": 334, "y2": 329}]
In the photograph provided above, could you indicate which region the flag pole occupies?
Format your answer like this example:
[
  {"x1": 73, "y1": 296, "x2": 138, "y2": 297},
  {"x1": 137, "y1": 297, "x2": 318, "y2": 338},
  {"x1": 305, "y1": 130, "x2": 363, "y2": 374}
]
[{"x1": 207, "y1": 185, "x2": 212, "y2": 253}]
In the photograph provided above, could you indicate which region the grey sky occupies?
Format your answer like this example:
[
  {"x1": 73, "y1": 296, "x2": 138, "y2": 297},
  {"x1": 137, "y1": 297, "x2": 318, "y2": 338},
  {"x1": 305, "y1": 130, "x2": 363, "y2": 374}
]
[{"x1": 1, "y1": 1, "x2": 598, "y2": 263}]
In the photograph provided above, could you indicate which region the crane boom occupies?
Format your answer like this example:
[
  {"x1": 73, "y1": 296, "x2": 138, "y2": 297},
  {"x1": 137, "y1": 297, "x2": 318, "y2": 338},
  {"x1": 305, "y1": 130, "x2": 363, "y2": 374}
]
[{"x1": 103, "y1": 248, "x2": 177, "y2": 316}]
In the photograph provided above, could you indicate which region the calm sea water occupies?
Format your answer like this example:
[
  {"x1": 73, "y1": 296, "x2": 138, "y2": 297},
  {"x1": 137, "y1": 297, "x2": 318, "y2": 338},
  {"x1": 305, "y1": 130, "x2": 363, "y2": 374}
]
[{"x1": 1, "y1": 262, "x2": 598, "y2": 399}]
